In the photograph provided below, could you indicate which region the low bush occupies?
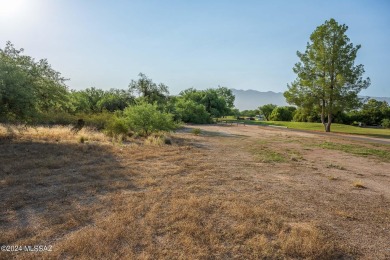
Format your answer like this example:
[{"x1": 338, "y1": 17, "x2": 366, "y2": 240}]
[
  {"x1": 35, "y1": 111, "x2": 78, "y2": 125},
  {"x1": 124, "y1": 102, "x2": 177, "y2": 136},
  {"x1": 192, "y1": 128, "x2": 201, "y2": 135},
  {"x1": 382, "y1": 118, "x2": 390, "y2": 129},
  {"x1": 175, "y1": 99, "x2": 212, "y2": 124},
  {"x1": 83, "y1": 112, "x2": 113, "y2": 130},
  {"x1": 104, "y1": 116, "x2": 129, "y2": 142},
  {"x1": 270, "y1": 106, "x2": 295, "y2": 121}
]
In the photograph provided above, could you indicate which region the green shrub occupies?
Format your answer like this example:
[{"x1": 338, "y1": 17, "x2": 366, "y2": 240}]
[
  {"x1": 35, "y1": 111, "x2": 77, "y2": 125},
  {"x1": 270, "y1": 106, "x2": 295, "y2": 121},
  {"x1": 175, "y1": 99, "x2": 211, "y2": 124},
  {"x1": 105, "y1": 116, "x2": 129, "y2": 138},
  {"x1": 83, "y1": 112, "x2": 113, "y2": 130},
  {"x1": 123, "y1": 102, "x2": 177, "y2": 136},
  {"x1": 382, "y1": 118, "x2": 390, "y2": 129},
  {"x1": 192, "y1": 128, "x2": 201, "y2": 135}
]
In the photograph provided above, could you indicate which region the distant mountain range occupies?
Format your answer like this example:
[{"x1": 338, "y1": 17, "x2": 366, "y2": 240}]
[
  {"x1": 231, "y1": 89, "x2": 288, "y2": 110},
  {"x1": 232, "y1": 89, "x2": 390, "y2": 110}
]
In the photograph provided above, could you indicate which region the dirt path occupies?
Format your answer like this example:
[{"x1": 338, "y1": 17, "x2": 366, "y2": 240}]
[{"x1": 185, "y1": 124, "x2": 390, "y2": 259}]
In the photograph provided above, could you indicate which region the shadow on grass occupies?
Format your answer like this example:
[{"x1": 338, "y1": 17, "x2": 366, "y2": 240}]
[
  {"x1": 179, "y1": 126, "x2": 247, "y2": 138},
  {"x1": 200, "y1": 129, "x2": 246, "y2": 138},
  {"x1": 0, "y1": 140, "x2": 138, "y2": 244}
]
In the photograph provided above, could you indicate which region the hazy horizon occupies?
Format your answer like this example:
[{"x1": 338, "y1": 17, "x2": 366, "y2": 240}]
[{"x1": 1, "y1": 0, "x2": 389, "y2": 96}]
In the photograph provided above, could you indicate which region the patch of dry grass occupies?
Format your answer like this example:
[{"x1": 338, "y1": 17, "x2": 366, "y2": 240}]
[
  {"x1": 353, "y1": 180, "x2": 367, "y2": 189},
  {"x1": 43, "y1": 194, "x2": 339, "y2": 259},
  {"x1": 0, "y1": 124, "x2": 108, "y2": 144},
  {"x1": 326, "y1": 163, "x2": 346, "y2": 170},
  {"x1": 0, "y1": 124, "x2": 380, "y2": 259}
]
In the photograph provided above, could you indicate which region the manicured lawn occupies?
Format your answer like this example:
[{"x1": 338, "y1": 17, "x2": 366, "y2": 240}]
[
  {"x1": 217, "y1": 118, "x2": 390, "y2": 139},
  {"x1": 253, "y1": 121, "x2": 390, "y2": 139}
]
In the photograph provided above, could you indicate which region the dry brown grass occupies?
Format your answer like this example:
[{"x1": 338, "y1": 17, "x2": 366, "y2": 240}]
[
  {"x1": 0, "y1": 124, "x2": 108, "y2": 144},
  {"x1": 1, "y1": 124, "x2": 389, "y2": 259},
  {"x1": 353, "y1": 180, "x2": 367, "y2": 189}
]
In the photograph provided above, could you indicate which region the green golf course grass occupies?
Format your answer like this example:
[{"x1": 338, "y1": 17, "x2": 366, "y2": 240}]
[{"x1": 217, "y1": 118, "x2": 390, "y2": 139}]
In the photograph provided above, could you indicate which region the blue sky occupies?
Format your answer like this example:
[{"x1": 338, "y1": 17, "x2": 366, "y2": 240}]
[{"x1": 1, "y1": 0, "x2": 389, "y2": 96}]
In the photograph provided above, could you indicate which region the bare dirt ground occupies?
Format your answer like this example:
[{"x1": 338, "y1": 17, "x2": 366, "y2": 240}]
[{"x1": 1, "y1": 124, "x2": 389, "y2": 259}]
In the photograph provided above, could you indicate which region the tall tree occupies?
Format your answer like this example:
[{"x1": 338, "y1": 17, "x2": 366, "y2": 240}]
[
  {"x1": 128, "y1": 73, "x2": 169, "y2": 104},
  {"x1": 216, "y1": 86, "x2": 235, "y2": 109},
  {"x1": 284, "y1": 19, "x2": 370, "y2": 132},
  {"x1": 258, "y1": 104, "x2": 277, "y2": 121},
  {"x1": 179, "y1": 88, "x2": 232, "y2": 118},
  {"x1": 0, "y1": 41, "x2": 68, "y2": 121}
]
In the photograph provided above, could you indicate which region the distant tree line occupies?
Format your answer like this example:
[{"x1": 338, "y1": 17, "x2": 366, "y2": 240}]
[
  {"x1": 0, "y1": 42, "x2": 236, "y2": 135},
  {"x1": 252, "y1": 101, "x2": 390, "y2": 128},
  {"x1": 2, "y1": 41, "x2": 388, "y2": 136}
]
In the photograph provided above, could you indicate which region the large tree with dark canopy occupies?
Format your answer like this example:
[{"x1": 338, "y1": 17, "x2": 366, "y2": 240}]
[
  {"x1": 0, "y1": 41, "x2": 68, "y2": 121},
  {"x1": 284, "y1": 18, "x2": 370, "y2": 132}
]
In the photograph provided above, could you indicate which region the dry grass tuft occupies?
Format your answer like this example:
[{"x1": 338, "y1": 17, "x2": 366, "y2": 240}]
[
  {"x1": 335, "y1": 210, "x2": 357, "y2": 220},
  {"x1": 191, "y1": 128, "x2": 201, "y2": 135},
  {"x1": 326, "y1": 163, "x2": 346, "y2": 170},
  {"x1": 353, "y1": 180, "x2": 367, "y2": 189},
  {"x1": 143, "y1": 132, "x2": 172, "y2": 146},
  {"x1": 279, "y1": 224, "x2": 337, "y2": 259},
  {"x1": 144, "y1": 135, "x2": 165, "y2": 146}
]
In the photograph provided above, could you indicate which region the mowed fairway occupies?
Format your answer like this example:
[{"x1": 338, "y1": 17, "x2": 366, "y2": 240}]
[{"x1": 1, "y1": 124, "x2": 390, "y2": 259}]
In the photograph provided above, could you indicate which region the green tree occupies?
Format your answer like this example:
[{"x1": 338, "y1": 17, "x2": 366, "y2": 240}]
[
  {"x1": 284, "y1": 18, "x2": 370, "y2": 132},
  {"x1": 382, "y1": 119, "x2": 390, "y2": 129},
  {"x1": 175, "y1": 98, "x2": 211, "y2": 124},
  {"x1": 293, "y1": 107, "x2": 321, "y2": 122},
  {"x1": 269, "y1": 106, "x2": 295, "y2": 121},
  {"x1": 97, "y1": 89, "x2": 134, "y2": 112},
  {"x1": 128, "y1": 73, "x2": 169, "y2": 104},
  {"x1": 0, "y1": 42, "x2": 68, "y2": 121},
  {"x1": 258, "y1": 104, "x2": 277, "y2": 121},
  {"x1": 68, "y1": 88, "x2": 134, "y2": 113},
  {"x1": 179, "y1": 88, "x2": 233, "y2": 118},
  {"x1": 123, "y1": 102, "x2": 176, "y2": 136},
  {"x1": 360, "y1": 99, "x2": 389, "y2": 125},
  {"x1": 68, "y1": 87, "x2": 105, "y2": 113},
  {"x1": 216, "y1": 86, "x2": 235, "y2": 110},
  {"x1": 240, "y1": 109, "x2": 259, "y2": 117}
]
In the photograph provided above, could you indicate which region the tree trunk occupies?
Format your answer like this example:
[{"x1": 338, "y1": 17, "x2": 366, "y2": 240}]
[
  {"x1": 325, "y1": 113, "x2": 332, "y2": 132},
  {"x1": 321, "y1": 100, "x2": 326, "y2": 130}
]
